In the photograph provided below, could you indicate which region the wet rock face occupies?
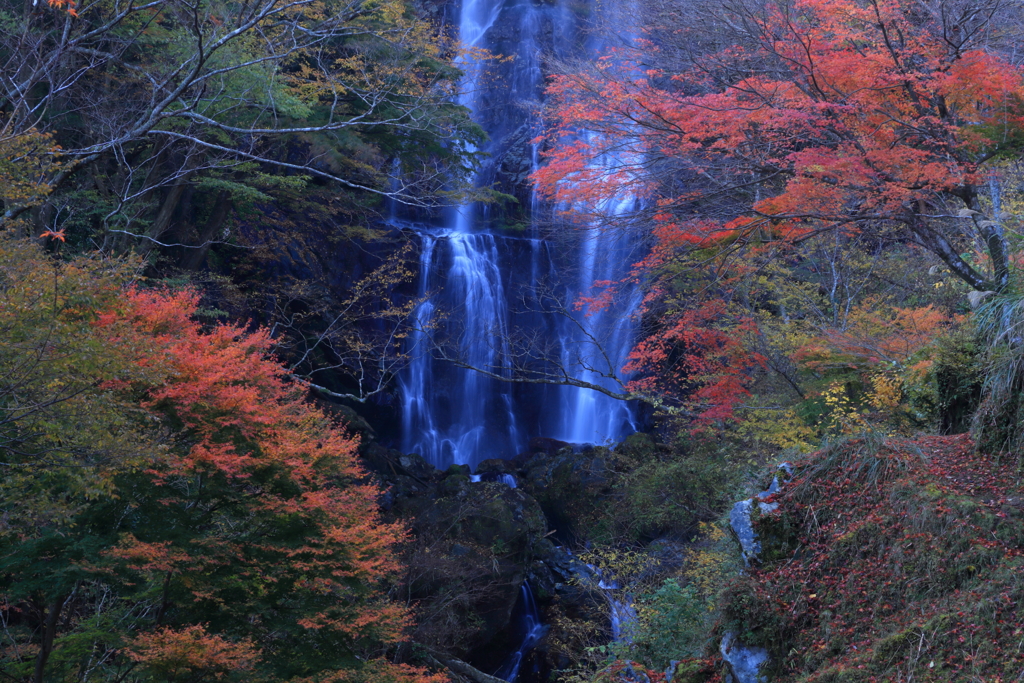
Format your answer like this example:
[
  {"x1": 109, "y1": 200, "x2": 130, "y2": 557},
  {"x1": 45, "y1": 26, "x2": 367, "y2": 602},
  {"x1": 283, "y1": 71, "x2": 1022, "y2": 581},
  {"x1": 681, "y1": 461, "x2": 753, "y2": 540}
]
[
  {"x1": 362, "y1": 441, "x2": 550, "y2": 658},
  {"x1": 729, "y1": 499, "x2": 779, "y2": 566},
  {"x1": 408, "y1": 476, "x2": 548, "y2": 655},
  {"x1": 728, "y1": 463, "x2": 794, "y2": 566}
]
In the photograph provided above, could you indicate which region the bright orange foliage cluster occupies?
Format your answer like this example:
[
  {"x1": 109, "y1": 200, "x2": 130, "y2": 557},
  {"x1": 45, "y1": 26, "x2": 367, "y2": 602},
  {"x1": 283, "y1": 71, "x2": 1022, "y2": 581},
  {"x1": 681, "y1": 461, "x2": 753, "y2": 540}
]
[
  {"x1": 127, "y1": 625, "x2": 259, "y2": 681},
  {"x1": 794, "y1": 302, "x2": 954, "y2": 371},
  {"x1": 45, "y1": 0, "x2": 78, "y2": 16},
  {"x1": 535, "y1": 0, "x2": 1024, "y2": 275},
  {"x1": 107, "y1": 287, "x2": 419, "y2": 656}
]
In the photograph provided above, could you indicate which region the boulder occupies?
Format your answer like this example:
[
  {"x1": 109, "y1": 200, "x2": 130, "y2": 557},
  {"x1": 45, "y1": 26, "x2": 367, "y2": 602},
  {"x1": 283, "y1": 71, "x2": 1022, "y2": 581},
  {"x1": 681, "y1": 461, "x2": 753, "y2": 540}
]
[
  {"x1": 517, "y1": 445, "x2": 617, "y2": 539},
  {"x1": 723, "y1": 463, "x2": 796, "y2": 679},
  {"x1": 664, "y1": 659, "x2": 715, "y2": 683},
  {"x1": 729, "y1": 498, "x2": 779, "y2": 565},
  {"x1": 404, "y1": 480, "x2": 549, "y2": 657},
  {"x1": 720, "y1": 631, "x2": 769, "y2": 683},
  {"x1": 476, "y1": 458, "x2": 515, "y2": 475},
  {"x1": 728, "y1": 463, "x2": 794, "y2": 566},
  {"x1": 528, "y1": 436, "x2": 571, "y2": 456}
]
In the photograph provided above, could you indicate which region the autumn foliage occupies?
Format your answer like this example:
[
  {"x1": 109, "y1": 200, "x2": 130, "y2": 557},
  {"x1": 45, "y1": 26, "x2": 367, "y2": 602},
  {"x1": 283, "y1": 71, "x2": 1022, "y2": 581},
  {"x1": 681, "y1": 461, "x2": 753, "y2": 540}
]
[
  {"x1": 537, "y1": 0, "x2": 1024, "y2": 295},
  {"x1": 0, "y1": 237, "x2": 436, "y2": 683},
  {"x1": 534, "y1": 0, "x2": 1023, "y2": 434},
  {"x1": 624, "y1": 298, "x2": 765, "y2": 425}
]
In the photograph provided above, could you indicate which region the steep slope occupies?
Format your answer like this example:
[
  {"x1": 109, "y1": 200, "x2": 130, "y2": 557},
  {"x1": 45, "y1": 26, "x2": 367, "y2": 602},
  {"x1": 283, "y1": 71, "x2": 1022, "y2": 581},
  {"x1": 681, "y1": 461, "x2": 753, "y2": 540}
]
[{"x1": 720, "y1": 434, "x2": 1024, "y2": 681}]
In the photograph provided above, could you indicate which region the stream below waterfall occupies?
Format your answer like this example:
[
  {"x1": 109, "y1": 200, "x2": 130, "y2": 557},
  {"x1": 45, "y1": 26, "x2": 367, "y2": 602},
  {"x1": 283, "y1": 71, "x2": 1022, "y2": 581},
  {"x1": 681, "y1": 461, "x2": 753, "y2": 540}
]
[{"x1": 495, "y1": 582, "x2": 546, "y2": 682}]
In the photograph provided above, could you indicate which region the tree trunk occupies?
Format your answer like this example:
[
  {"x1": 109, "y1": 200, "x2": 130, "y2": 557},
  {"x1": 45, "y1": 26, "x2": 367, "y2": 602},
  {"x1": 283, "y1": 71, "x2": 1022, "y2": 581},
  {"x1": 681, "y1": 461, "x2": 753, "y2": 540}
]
[
  {"x1": 32, "y1": 594, "x2": 66, "y2": 683},
  {"x1": 178, "y1": 191, "x2": 231, "y2": 271}
]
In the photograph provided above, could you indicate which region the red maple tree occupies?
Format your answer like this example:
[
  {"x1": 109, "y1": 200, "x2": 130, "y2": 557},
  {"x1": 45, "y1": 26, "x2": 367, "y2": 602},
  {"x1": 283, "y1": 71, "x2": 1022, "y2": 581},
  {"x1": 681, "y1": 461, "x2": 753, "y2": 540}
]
[
  {"x1": 536, "y1": 0, "x2": 1024, "y2": 291},
  {"x1": 109, "y1": 287, "x2": 430, "y2": 680},
  {"x1": 534, "y1": 0, "x2": 1024, "y2": 422}
]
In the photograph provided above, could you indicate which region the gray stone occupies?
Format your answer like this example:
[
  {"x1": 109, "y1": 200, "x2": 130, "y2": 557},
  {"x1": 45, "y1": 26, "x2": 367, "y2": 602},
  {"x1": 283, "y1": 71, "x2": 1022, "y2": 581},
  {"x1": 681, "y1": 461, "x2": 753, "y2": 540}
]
[
  {"x1": 758, "y1": 463, "x2": 793, "y2": 500},
  {"x1": 731, "y1": 462, "x2": 793, "y2": 565},
  {"x1": 720, "y1": 631, "x2": 769, "y2": 683},
  {"x1": 729, "y1": 499, "x2": 778, "y2": 565}
]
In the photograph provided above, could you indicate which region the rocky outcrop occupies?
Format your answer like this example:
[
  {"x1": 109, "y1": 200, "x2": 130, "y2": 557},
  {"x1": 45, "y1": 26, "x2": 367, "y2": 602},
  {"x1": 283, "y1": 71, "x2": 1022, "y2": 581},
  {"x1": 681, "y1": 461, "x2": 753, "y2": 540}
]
[
  {"x1": 728, "y1": 463, "x2": 793, "y2": 566},
  {"x1": 361, "y1": 442, "x2": 549, "y2": 659},
  {"x1": 720, "y1": 632, "x2": 769, "y2": 683},
  {"x1": 720, "y1": 462, "x2": 795, "y2": 681}
]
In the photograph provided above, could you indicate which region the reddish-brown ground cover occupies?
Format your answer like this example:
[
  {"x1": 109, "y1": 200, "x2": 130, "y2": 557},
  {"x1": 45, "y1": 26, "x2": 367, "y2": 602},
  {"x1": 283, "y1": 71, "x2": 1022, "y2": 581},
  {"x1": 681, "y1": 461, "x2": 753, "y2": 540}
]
[{"x1": 716, "y1": 433, "x2": 1024, "y2": 681}]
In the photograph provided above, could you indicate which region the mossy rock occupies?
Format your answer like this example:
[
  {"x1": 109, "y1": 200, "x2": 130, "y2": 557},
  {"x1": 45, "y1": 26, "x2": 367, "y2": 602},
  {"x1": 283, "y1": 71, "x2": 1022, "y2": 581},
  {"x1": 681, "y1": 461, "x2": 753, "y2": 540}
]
[
  {"x1": 666, "y1": 659, "x2": 715, "y2": 683},
  {"x1": 439, "y1": 473, "x2": 470, "y2": 496},
  {"x1": 871, "y1": 628, "x2": 917, "y2": 664},
  {"x1": 718, "y1": 576, "x2": 791, "y2": 655},
  {"x1": 616, "y1": 432, "x2": 660, "y2": 461},
  {"x1": 520, "y1": 449, "x2": 616, "y2": 539},
  {"x1": 751, "y1": 505, "x2": 800, "y2": 564}
]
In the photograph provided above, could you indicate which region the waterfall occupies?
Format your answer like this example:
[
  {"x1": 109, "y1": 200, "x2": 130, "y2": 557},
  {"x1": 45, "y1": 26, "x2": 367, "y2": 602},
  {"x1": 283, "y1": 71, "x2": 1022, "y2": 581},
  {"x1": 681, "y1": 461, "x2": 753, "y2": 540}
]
[
  {"x1": 495, "y1": 582, "x2": 546, "y2": 682},
  {"x1": 400, "y1": 231, "x2": 523, "y2": 469},
  {"x1": 596, "y1": 575, "x2": 638, "y2": 642},
  {"x1": 398, "y1": 0, "x2": 644, "y2": 469},
  {"x1": 553, "y1": 200, "x2": 642, "y2": 445}
]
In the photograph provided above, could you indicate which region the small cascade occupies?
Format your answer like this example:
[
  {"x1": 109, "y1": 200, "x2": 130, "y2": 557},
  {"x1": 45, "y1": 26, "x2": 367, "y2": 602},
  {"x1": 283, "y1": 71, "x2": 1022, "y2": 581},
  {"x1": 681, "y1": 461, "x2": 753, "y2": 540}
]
[
  {"x1": 469, "y1": 473, "x2": 517, "y2": 488},
  {"x1": 568, "y1": 556, "x2": 637, "y2": 643},
  {"x1": 495, "y1": 582, "x2": 546, "y2": 682},
  {"x1": 608, "y1": 596, "x2": 637, "y2": 642},
  {"x1": 596, "y1": 576, "x2": 638, "y2": 642}
]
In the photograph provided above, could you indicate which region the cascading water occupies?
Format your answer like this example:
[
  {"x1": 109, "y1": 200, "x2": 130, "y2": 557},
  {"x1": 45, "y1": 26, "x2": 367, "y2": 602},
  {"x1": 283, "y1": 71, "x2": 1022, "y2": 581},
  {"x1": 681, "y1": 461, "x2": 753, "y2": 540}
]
[
  {"x1": 399, "y1": 0, "x2": 643, "y2": 469},
  {"x1": 597, "y1": 575, "x2": 639, "y2": 642},
  {"x1": 553, "y1": 196, "x2": 643, "y2": 445},
  {"x1": 495, "y1": 582, "x2": 546, "y2": 682},
  {"x1": 401, "y1": 231, "x2": 523, "y2": 469},
  {"x1": 392, "y1": 0, "x2": 646, "y2": 676},
  {"x1": 469, "y1": 472, "x2": 517, "y2": 487}
]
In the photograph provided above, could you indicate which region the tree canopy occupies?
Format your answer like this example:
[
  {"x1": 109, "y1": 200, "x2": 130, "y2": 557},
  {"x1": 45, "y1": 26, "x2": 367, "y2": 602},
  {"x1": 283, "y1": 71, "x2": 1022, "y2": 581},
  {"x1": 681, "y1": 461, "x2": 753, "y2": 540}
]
[
  {"x1": 534, "y1": 0, "x2": 1024, "y2": 431},
  {"x1": 0, "y1": 235, "x2": 432, "y2": 683}
]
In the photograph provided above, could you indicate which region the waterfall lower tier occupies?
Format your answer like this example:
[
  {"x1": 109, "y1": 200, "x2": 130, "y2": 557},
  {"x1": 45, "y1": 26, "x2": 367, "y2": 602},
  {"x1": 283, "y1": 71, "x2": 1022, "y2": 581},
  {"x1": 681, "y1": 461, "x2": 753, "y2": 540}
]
[
  {"x1": 398, "y1": 225, "x2": 640, "y2": 469},
  {"x1": 496, "y1": 582, "x2": 545, "y2": 682},
  {"x1": 401, "y1": 231, "x2": 523, "y2": 469}
]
